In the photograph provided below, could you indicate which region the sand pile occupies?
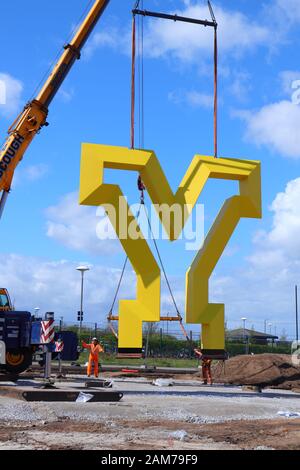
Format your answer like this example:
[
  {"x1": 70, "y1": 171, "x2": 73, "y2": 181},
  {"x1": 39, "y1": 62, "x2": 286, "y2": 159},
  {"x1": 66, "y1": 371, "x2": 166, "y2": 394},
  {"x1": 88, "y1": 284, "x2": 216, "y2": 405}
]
[{"x1": 213, "y1": 354, "x2": 300, "y2": 391}]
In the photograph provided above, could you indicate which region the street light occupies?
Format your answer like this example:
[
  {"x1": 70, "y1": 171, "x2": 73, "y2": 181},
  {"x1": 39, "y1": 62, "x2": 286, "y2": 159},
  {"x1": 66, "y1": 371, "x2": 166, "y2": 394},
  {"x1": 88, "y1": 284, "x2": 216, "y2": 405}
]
[
  {"x1": 295, "y1": 285, "x2": 299, "y2": 343},
  {"x1": 34, "y1": 307, "x2": 40, "y2": 318},
  {"x1": 268, "y1": 322, "x2": 273, "y2": 351},
  {"x1": 241, "y1": 317, "x2": 248, "y2": 354},
  {"x1": 76, "y1": 265, "x2": 90, "y2": 341}
]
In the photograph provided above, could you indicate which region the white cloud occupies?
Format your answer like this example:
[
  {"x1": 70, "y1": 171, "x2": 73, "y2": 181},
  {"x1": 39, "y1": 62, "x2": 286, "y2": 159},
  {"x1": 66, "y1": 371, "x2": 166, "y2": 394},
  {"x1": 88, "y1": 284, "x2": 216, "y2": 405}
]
[
  {"x1": 24, "y1": 164, "x2": 49, "y2": 182},
  {"x1": 0, "y1": 254, "x2": 135, "y2": 323},
  {"x1": 185, "y1": 90, "x2": 213, "y2": 108},
  {"x1": 85, "y1": 3, "x2": 271, "y2": 64},
  {"x1": 228, "y1": 71, "x2": 252, "y2": 102},
  {"x1": 261, "y1": 178, "x2": 300, "y2": 257},
  {"x1": 235, "y1": 100, "x2": 300, "y2": 159},
  {"x1": 143, "y1": 3, "x2": 271, "y2": 62},
  {"x1": 0, "y1": 252, "x2": 185, "y2": 327},
  {"x1": 168, "y1": 89, "x2": 213, "y2": 108},
  {"x1": 0, "y1": 80, "x2": 5, "y2": 105},
  {"x1": 84, "y1": 28, "x2": 130, "y2": 59},
  {"x1": 275, "y1": 0, "x2": 300, "y2": 23},
  {"x1": 58, "y1": 88, "x2": 74, "y2": 103},
  {"x1": 46, "y1": 192, "x2": 121, "y2": 256},
  {"x1": 0, "y1": 73, "x2": 23, "y2": 117},
  {"x1": 12, "y1": 164, "x2": 49, "y2": 188},
  {"x1": 280, "y1": 70, "x2": 300, "y2": 95}
]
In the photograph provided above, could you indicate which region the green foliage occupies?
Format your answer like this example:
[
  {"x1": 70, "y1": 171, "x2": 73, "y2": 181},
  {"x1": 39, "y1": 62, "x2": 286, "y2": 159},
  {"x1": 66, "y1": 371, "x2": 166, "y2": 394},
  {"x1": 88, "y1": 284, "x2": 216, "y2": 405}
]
[
  {"x1": 68, "y1": 325, "x2": 291, "y2": 363},
  {"x1": 225, "y1": 342, "x2": 291, "y2": 356}
]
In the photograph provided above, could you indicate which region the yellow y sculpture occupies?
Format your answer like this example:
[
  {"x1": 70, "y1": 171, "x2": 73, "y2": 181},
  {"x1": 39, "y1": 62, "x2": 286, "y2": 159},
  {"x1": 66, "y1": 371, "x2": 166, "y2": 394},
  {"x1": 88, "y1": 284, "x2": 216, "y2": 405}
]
[{"x1": 79, "y1": 144, "x2": 261, "y2": 356}]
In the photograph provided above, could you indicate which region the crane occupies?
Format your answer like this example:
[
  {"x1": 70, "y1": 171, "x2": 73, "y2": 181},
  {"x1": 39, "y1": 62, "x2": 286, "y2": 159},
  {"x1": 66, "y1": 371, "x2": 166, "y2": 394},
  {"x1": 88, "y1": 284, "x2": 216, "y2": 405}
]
[{"x1": 0, "y1": 0, "x2": 110, "y2": 219}]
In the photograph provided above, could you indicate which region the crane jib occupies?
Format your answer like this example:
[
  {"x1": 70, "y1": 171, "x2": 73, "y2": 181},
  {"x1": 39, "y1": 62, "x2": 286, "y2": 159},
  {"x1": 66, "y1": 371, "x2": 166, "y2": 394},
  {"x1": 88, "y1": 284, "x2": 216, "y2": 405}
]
[{"x1": 0, "y1": 134, "x2": 25, "y2": 179}]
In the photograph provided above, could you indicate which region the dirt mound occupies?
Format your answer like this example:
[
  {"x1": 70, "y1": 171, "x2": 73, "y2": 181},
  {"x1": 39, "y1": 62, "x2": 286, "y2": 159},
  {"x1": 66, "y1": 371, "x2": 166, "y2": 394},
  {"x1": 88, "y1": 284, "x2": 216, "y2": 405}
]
[{"x1": 213, "y1": 354, "x2": 300, "y2": 390}]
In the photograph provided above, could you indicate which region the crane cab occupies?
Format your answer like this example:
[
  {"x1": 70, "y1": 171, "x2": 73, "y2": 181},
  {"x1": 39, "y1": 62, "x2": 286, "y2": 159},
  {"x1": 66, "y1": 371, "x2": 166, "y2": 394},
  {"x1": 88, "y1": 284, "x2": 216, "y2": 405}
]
[{"x1": 0, "y1": 288, "x2": 12, "y2": 311}]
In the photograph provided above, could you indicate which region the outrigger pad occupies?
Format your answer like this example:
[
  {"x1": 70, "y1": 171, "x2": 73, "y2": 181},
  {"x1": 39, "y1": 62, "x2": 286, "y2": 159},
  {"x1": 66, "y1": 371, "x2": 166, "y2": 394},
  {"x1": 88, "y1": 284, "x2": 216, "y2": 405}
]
[
  {"x1": 117, "y1": 348, "x2": 143, "y2": 359},
  {"x1": 22, "y1": 390, "x2": 123, "y2": 402},
  {"x1": 201, "y1": 349, "x2": 229, "y2": 360}
]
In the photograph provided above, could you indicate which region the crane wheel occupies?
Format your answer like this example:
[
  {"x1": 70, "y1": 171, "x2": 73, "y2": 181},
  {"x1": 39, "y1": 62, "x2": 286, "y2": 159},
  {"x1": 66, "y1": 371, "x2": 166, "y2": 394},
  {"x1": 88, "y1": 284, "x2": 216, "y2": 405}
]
[{"x1": 5, "y1": 349, "x2": 32, "y2": 374}]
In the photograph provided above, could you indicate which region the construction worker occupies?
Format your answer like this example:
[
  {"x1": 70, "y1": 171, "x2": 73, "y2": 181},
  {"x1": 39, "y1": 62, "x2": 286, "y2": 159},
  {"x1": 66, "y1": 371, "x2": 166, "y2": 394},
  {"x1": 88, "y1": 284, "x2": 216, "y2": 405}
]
[
  {"x1": 82, "y1": 337, "x2": 104, "y2": 378},
  {"x1": 194, "y1": 348, "x2": 213, "y2": 385}
]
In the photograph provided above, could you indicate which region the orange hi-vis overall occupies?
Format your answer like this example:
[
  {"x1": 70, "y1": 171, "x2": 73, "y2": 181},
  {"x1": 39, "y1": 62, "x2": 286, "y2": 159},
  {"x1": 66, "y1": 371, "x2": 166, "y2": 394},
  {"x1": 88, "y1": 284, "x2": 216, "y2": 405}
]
[
  {"x1": 82, "y1": 342, "x2": 104, "y2": 377},
  {"x1": 202, "y1": 358, "x2": 212, "y2": 385}
]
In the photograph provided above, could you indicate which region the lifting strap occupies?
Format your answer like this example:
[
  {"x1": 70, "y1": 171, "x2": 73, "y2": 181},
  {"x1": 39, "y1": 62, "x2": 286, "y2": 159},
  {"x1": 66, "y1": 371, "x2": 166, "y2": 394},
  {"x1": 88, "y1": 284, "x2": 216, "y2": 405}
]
[
  {"x1": 107, "y1": 256, "x2": 128, "y2": 340},
  {"x1": 130, "y1": 13, "x2": 136, "y2": 150},
  {"x1": 213, "y1": 25, "x2": 218, "y2": 159},
  {"x1": 208, "y1": 0, "x2": 218, "y2": 158}
]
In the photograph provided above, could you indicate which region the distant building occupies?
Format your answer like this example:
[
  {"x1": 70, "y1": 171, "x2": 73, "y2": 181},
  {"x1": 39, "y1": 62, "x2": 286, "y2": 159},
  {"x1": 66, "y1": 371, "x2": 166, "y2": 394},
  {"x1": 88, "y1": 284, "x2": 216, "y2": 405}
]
[{"x1": 226, "y1": 328, "x2": 278, "y2": 345}]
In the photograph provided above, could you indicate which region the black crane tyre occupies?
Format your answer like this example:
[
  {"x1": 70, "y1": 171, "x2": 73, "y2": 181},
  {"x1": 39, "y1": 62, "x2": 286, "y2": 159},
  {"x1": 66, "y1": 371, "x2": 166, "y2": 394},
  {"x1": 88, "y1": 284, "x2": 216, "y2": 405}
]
[{"x1": 5, "y1": 349, "x2": 32, "y2": 374}]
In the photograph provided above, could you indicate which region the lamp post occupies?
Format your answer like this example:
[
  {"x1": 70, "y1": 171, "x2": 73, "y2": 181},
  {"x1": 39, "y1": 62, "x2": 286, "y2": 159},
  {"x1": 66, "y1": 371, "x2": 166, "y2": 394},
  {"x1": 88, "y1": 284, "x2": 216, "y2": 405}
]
[
  {"x1": 268, "y1": 322, "x2": 273, "y2": 351},
  {"x1": 34, "y1": 307, "x2": 40, "y2": 318},
  {"x1": 268, "y1": 322, "x2": 272, "y2": 335},
  {"x1": 241, "y1": 317, "x2": 247, "y2": 354},
  {"x1": 296, "y1": 285, "x2": 299, "y2": 343},
  {"x1": 76, "y1": 266, "x2": 90, "y2": 341}
]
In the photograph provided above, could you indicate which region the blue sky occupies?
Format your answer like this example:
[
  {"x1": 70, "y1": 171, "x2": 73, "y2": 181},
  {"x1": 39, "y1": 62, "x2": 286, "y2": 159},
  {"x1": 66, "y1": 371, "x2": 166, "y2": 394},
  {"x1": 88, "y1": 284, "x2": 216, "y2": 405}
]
[{"x1": 0, "y1": 0, "x2": 300, "y2": 339}]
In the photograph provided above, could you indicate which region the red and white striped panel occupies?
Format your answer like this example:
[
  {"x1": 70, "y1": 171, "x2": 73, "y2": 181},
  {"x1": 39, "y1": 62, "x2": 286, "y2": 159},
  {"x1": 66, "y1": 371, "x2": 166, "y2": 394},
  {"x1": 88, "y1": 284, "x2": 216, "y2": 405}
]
[
  {"x1": 55, "y1": 341, "x2": 64, "y2": 352},
  {"x1": 41, "y1": 320, "x2": 55, "y2": 344}
]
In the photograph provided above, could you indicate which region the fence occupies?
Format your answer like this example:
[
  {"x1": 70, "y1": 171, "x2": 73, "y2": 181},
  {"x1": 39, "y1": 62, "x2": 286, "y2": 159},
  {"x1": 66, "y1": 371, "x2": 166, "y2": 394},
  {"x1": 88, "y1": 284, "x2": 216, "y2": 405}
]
[{"x1": 53, "y1": 321, "x2": 292, "y2": 358}]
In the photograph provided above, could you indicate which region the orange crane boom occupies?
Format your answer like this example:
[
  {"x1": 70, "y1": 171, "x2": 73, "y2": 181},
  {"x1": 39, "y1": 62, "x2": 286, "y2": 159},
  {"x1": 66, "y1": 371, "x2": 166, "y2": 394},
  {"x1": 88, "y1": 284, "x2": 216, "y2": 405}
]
[{"x1": 0, "y1": 0, "x2": 110, "y2": 218}]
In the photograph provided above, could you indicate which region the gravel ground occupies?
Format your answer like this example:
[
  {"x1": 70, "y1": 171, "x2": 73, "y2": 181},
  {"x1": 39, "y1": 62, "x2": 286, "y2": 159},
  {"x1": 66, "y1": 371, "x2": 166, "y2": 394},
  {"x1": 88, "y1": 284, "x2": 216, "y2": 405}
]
[{"x1": 0, "y1": 378, "x2": 300, "y2": 450}]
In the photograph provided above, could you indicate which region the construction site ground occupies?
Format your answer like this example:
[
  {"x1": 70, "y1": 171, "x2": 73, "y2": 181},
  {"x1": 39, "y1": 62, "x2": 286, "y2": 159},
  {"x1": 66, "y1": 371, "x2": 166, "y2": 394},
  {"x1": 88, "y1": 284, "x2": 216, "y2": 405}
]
[{"x1": 1, "y1": 355, "x2": 300, "y2": 450}]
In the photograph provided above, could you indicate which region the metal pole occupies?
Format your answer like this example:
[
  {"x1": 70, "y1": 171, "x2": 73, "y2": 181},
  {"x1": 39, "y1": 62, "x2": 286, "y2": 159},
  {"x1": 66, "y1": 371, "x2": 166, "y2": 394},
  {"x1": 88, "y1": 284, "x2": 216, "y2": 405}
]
[
  {"x1": 242, "y1": 319, "x2": 247, "y2": 354},
  {"x1": 160, "y1": 328, "x2": 163, "y2": 357},
  {"x1": 296, "y1": 285, "x2": 299, "y2": 342},
  {"x1": 58, "y1": 318, "x2": 63, "y2": 376},
  {"x1": 58, "y1": 352, "x2": 62, "y2": 376},
  {"x1": 45, "y1": 347, "x2": 52, "y2": 379},
  {"x1": 144, "y1": 324, "x2": 151, "y2": 367},
  {"x1": 132, "y1": 9, "x2": 216, "y2": 27},
  {"x1": 44, "y1": 312, "x2": 54, "y2": 381},
  {"x1": 0, "y1": 191, "x2": 9, "y2": 220},
  {"x1": 79, "y1": 271, "x2": 84, "y2": 341}
]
